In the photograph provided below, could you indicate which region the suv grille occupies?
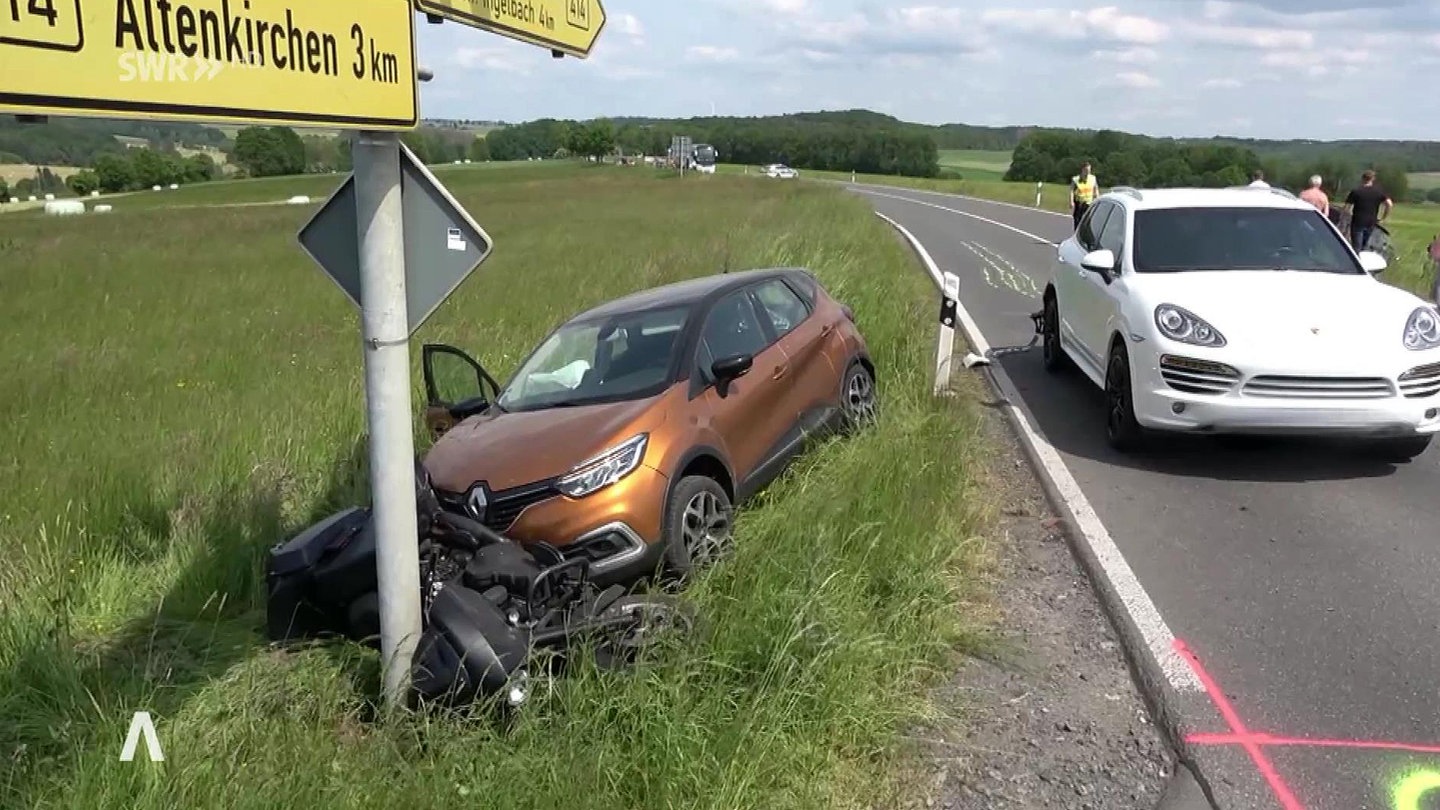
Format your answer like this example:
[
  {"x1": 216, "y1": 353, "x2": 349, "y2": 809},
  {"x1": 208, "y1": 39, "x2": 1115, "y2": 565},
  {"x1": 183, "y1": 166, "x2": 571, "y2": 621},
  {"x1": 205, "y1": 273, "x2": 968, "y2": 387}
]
[
  {"x1": 1241, "y1": 375, "x2": 1393, "y2": 399},
  {"x1": 1159, "y1": 355, "x2": 1240, "y2": 395},
  {"x1": 1398, "y1": 362, "x2": 1440, "y2": 399},
  {"x1": 435, "y1": 479, "x2": 559, "y2": 533}
]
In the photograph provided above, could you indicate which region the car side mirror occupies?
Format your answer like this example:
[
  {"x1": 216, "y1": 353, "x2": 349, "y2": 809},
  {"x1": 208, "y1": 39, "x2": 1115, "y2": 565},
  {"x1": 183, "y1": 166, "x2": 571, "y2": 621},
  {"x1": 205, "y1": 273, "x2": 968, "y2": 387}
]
[
  {"x1": 710, "y1": 353, "x2": 753, "y2": 396},
  {"x1": 1081, "y1": 249, "x2": 1116, "y2": 280},
  {"x1": 1357, "y1": 250, "x2": 1387, "y2": 274}
]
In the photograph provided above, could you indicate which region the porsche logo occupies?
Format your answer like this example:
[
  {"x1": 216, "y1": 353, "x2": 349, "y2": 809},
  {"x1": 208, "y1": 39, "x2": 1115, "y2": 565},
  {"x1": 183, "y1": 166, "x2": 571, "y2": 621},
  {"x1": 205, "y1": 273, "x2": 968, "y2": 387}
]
[
  {"x1": 467, "y1": 484, "x2": 489, "y2": 520},
  {"x1": 1310, "y1": 327, "x2": 1320, "y2": 335}
]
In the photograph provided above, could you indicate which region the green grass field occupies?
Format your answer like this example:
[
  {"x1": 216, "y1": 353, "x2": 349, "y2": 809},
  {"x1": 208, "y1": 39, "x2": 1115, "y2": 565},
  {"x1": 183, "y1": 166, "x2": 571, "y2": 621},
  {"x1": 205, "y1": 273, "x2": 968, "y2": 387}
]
[
  {"x1": 0, "y1": 163, "x2": 1001, "y2": 809},
  {"x1": 937, "y1": 149, "x2": 1012, "y2": 182}
]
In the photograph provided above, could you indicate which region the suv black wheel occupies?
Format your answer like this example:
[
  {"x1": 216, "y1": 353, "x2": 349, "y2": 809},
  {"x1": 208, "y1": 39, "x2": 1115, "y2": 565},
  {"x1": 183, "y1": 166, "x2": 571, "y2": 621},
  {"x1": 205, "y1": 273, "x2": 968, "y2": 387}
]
[
  {"x1": 1104, "y1": 341, "x2": 1145, "y2": 452},
  {"x1": 1041, "y1": 293, "x2": 1068, "y2": 373}
]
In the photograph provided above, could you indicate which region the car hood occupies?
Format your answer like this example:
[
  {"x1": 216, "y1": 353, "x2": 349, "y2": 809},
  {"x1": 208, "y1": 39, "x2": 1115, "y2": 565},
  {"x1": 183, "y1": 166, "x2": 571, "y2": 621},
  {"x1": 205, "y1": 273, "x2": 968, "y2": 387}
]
[
  {"x1": 423, "y1": 395, "x2": 668, "y2": 493},
  {"x1": 1133, "y1": 270, "x2": 1427, "y2": 360}
]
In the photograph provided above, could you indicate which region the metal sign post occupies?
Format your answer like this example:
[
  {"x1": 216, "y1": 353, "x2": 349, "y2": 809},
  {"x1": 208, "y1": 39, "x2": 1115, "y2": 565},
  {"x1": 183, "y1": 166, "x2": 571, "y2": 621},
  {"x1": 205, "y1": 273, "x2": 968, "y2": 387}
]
[{"x1": 351, "y1": 132, "x2": 423, "y2": 711}]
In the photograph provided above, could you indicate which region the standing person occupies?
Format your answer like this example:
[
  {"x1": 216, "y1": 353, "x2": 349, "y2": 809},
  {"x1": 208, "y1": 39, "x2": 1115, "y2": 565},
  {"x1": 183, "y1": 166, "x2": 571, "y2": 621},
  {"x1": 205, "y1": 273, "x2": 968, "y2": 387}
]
[
  {"x1": 1247, "y1": 169, "x2": 1270, "y2": 188},
  {"x1": 1343, "y1": 170, "x2": 1392, "y2": 251},
  {"x1": 1298, "y1": 174, "x2": 1329, "y2": 217},
  {"x1": 1070, "y1": 161, "x2": 1098, "y2": 230}
]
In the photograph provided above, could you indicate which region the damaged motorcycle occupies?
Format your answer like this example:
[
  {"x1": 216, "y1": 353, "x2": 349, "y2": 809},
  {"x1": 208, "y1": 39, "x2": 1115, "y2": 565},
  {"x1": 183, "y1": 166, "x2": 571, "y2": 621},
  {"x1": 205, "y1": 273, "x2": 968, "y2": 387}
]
[{"x1": 264, "y1": 460, "x2": 696, "y2": 709}]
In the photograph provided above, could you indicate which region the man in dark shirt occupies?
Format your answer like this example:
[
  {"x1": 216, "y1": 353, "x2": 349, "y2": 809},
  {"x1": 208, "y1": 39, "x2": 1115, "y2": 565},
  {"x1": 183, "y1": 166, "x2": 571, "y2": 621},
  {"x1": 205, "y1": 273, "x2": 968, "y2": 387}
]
[{"x1": 1343, "y1": 170, "x2": 1392, "y2": 251}]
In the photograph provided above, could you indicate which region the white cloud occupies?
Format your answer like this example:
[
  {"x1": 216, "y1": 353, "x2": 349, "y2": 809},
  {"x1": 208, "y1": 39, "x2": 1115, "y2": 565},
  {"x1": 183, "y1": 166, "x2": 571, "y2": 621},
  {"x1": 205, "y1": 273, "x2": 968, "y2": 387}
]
[
  {"x1": 1190, "y1": 24, "x2": 1314, "y2": 49},
  {"x1": 981, "y1": 6, "x2": 1170, "y2": 45},
  {"x1": 685, "y1": 45, "x2": 741, "y2": 63},
  {"x1": 451, "y1": 45, "x2": 532, "y2": 74},
  {"x1": 1201, "y1": 77, "x2": 1245, "y2": 89},
  {"x1": 1114, "y1": 71, "x2": 1160, "y2": 89},
  {"x1": 1092, "y1": 46, "x2": 1158, "y2": 64},
  {"x1": 612, "y1": 12, "x2": 645, "y2": 39}
]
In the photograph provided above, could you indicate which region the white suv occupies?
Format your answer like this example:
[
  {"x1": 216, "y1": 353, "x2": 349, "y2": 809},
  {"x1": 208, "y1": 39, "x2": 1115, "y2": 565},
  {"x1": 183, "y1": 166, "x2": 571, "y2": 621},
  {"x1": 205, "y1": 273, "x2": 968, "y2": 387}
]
[{"x1": 1040, "y1": 185, "x2": 1440, "y2": 460}]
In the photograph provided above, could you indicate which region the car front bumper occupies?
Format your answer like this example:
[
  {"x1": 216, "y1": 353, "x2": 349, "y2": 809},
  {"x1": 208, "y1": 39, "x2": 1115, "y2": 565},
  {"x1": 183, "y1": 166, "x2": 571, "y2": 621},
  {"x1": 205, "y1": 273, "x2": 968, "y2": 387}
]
[{"x1": 1131, "y1": 351, "x2": 1440, "y2": 438}]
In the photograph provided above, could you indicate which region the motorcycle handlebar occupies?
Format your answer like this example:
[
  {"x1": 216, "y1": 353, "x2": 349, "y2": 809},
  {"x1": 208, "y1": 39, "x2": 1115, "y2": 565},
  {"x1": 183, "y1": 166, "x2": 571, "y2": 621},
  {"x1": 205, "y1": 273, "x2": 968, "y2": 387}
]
[{"x1": 433, "y1": 509, "x2": 509, "y2": 548}]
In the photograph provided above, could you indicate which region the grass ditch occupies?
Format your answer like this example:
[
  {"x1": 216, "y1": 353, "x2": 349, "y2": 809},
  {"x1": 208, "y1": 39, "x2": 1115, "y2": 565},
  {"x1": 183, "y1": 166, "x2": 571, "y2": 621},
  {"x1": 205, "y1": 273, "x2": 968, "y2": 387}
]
[{"x1": 0, "y1": 163, "x2": 999, "y2": 809}]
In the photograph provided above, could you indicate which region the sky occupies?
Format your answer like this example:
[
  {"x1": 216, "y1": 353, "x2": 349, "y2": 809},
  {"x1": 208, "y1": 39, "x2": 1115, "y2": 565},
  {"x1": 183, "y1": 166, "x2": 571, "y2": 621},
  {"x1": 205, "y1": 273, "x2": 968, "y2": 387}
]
[{"x1": 414, "y1": 0, "x2": 1440, "y2": 142}]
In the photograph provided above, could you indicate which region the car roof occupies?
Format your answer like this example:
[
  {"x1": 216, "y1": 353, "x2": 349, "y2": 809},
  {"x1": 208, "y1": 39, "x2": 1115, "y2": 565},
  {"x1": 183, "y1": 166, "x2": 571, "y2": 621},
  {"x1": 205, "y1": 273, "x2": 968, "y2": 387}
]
[
  {"x1": 1101, "y1": 186, "x2": 1315, "y2": 212},
  {"x1": 569, "y1": 268, "x2": 810, "y2": 322}
]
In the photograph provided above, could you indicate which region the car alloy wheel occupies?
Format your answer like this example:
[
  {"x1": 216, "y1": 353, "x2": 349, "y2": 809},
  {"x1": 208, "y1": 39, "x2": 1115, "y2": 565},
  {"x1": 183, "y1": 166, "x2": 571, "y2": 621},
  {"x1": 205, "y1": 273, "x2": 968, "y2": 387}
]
[
  {"x1": 683, "y1": 489, "x2": 731, "y2": 567},
  {"x1": 1104, "y1": 342, "x2": 1144, "y2": 452},
  {"x1": 662, "y1": 475, "x2": 735, "y2": 579},
  {"x1": 842, "y1": 362, "x2": 878, "y2": 427}
]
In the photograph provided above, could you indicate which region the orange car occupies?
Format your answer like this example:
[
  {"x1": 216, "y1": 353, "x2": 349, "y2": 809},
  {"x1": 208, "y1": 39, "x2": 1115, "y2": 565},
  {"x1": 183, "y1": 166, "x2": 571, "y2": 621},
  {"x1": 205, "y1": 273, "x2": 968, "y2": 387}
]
[{"x1": 419, "y1": 267, "x2": 876, "y2": 585}]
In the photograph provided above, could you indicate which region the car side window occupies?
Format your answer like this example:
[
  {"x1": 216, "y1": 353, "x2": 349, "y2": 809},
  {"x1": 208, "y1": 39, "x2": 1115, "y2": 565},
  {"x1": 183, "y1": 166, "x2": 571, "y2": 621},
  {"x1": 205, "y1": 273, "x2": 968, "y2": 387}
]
[
  {"x1": 751, "y1": 279, "x2": 811, "y2": 338},
  {"x1": 1077, "y1": 202, "x2": 1111, "y2": 250},
  {"x1": 698, "y1": 291, "x2": 769, "y2": 377},
  {"x1": 1097, "y1": 205, "x2": 1127, "y2": 265}
]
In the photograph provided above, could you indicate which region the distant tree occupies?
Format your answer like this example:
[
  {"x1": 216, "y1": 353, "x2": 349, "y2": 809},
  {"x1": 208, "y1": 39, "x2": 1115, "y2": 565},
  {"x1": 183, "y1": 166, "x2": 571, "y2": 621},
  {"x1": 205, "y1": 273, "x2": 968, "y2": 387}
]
[
  {"x1": 183, "y1": 153, "x2": 218, "y2": 183},
  {"x1": 565, "y1": 120, "x2": 616, "y2": 160},
  {"x1": 94, "y1": 153, "x2": 136, "y2": 192},
  {"x1": 130, "y1": 148, "x2": 184, "y2": 187},
  {"x1": 14, "y1": 178, "x2": 34, "y2": 198},
  {"x1": 232, "y1": 126, "x2": 306, "y2": 177},
  {"x1": 1427, "y1": 187, "x2": 1440, "y2": 204},
  {"x1": 0, "y1": 177, "x2": 8, "y2": 201},
  {"x1": 469, "y1": 136, "x2": 490, "y2": 162},
  {"x1": 67, "y1": 169, "x2": 100, "y2": 196}
]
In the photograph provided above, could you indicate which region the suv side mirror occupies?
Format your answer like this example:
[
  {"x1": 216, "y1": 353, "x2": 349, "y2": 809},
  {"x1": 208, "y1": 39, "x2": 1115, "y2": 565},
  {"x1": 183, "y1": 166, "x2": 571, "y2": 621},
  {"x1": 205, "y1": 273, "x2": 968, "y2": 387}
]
[
  {"x1": 1081, "y1": 248, "x2": 1117, "y2": 274},
  {"x1": 1357, "y1": 250, "x2": 1387, "y2": 274},
  {"x1": 711, "y1": 353, "x2": 753, "y2": 382}
]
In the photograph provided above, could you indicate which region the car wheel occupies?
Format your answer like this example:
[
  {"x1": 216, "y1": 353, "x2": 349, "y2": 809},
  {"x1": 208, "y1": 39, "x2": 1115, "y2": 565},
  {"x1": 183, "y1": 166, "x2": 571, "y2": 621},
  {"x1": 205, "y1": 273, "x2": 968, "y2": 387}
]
[
  {"x1": 1104, "y1": 341, "x2": 1145, "y2": 452},
  {"x1": 840, "y1": 361, "x2": 878, "y2": 430},
  {"x1": 1041, "y1": 293, "x2": 1068, "y2": 373},
  {"x1": 661, "y1": 475, "x2": 734, "y2": 578},
  {"x1": 1365, "y1": 435, "x2": 1431, "y2": 462},
  {"x1": 591, "y1": 593, "x2": 700, "y2": 671}
]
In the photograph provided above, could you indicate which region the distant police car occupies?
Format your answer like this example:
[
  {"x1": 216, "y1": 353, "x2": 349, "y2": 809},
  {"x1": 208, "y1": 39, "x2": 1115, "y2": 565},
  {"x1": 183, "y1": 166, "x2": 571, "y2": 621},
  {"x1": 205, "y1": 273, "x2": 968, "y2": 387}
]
[{"x1": 1040, "y1": 185, "x2": 1440, "y2": 460}]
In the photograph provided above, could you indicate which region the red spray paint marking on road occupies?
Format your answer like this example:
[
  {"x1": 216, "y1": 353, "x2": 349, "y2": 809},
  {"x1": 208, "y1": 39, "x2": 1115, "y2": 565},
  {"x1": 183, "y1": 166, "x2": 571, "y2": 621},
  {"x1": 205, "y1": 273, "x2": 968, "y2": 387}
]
[
  {"x1": 1176, "y1": 638, "x2": 1440, "y2": 810},
  {"x1": 1174, "y1": 638, "x2": 1306, "y2": 810}
]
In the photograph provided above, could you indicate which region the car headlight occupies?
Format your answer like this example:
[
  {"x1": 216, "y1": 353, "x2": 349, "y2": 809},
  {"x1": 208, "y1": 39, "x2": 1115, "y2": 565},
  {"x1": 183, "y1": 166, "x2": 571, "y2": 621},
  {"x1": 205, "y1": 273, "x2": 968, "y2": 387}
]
[
  {"x1": 1403, "y1": 306, "x2": 1440, "y2": 351},
  {"x1": 1154, "y1": 304, "x2": 1226, "y2": 348},
  {"x1": 556, "y1": 433, "x2": 648, "y2": 498}
]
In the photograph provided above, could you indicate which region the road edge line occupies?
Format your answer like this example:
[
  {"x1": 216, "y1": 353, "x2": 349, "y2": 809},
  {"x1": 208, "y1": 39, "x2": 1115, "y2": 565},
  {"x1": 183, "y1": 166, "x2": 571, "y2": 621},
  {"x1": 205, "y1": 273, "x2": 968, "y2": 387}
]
[
  {"x1": 859, "y1": 188, "x2": 1061, "y2": 248},
  {"x1": 872, "y1": 210, "x2": 1221, "y2": 810},
  {"x1": 815, "y1": 176, "x2": 1072, "y2": 219}
]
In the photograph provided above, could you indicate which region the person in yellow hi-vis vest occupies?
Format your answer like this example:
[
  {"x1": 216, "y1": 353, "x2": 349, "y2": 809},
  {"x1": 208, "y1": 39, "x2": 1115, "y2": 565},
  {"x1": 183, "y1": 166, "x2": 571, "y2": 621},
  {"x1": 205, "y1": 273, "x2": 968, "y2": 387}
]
[{"x1": 1070, "y1": 161, "x2": 1098, "y2": 229}]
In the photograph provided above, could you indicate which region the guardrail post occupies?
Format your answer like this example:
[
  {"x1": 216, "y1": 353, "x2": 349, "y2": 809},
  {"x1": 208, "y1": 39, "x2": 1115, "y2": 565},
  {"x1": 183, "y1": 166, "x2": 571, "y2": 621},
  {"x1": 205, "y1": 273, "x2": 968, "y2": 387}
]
[
  {"x1": 934, "y1": 271, "x2": 961, "y2": 396},
  {"x1": 851, "y1": 170, "x2": 856, "y2": 183},
  {"x1": 1035, "y1": 181, "x2": 1043, "y2": 207}
]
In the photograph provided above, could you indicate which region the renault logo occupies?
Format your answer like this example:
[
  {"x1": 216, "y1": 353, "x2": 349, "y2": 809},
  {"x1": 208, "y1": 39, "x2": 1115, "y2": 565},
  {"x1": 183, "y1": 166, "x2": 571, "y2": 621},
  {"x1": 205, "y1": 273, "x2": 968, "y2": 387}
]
[{"x1": 467, "y1": 484, "x2": 489, "y2": 520}]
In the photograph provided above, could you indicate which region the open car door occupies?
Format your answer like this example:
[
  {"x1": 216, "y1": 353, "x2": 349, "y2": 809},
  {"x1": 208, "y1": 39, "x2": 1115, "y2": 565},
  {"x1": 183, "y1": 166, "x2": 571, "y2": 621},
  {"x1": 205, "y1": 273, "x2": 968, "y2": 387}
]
[{"x1": 422, "y1": 344, "x2": 502, "y2": 440}]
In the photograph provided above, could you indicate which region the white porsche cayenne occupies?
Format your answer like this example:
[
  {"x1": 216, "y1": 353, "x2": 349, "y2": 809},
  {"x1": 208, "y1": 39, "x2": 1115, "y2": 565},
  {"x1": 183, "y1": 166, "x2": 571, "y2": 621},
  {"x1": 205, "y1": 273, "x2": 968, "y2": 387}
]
[{"x1": 1040, "y1": 185, "x2": 1440, "y2": 460}]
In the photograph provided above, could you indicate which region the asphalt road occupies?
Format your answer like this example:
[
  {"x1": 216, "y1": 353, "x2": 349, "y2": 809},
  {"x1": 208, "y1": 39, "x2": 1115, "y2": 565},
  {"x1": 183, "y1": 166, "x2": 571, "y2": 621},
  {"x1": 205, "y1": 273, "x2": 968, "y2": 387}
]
[{"x1": 851, "y1": 182, "x2": 1440, "y2": 810}]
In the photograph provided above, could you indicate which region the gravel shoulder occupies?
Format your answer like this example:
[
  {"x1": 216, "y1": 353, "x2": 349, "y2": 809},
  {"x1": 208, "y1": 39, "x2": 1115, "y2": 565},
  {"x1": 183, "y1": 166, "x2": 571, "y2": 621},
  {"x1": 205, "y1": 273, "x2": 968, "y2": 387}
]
[{"x1": 884, "y1": 362, "x2": 1176, "y2": 809}]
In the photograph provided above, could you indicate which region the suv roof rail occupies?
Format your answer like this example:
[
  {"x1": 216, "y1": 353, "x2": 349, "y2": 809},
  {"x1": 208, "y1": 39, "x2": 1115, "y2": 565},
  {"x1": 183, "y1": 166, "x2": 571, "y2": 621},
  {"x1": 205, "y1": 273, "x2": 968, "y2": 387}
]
[
  {"x1": 1107, "y1": 186, "x2": 1143, "y2": 200},
  {"x1": 1224, "y1": 185, "x2": 1300, "y2": 201}
]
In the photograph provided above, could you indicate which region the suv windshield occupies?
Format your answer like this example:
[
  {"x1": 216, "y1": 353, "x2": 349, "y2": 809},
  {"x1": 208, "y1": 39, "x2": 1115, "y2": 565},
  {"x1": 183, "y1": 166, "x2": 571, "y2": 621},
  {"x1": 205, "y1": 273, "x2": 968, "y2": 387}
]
[
  {"x1": 1132, "y1": 207, "x2": 1363, "y2": 275},
  {"x1": 496, "y1": 305, "x2": 691, "y2": 412}
]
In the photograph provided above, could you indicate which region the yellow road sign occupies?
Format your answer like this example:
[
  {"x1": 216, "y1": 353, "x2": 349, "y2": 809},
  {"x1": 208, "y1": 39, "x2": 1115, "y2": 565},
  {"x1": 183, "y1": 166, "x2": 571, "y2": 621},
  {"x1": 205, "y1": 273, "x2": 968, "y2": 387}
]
[
  {"x1": 0, "y1": 0, "x2": 418, "y2": 129},
  {"x1": 415, "y1": 0, "x2": 605, "y2": 58}
]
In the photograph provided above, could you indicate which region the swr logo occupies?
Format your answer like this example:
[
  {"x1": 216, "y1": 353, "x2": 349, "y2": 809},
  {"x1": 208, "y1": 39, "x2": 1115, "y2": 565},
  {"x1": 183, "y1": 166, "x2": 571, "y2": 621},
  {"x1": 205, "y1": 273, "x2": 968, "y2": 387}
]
[{"x1": 117, "y1": 51, "x2": 225, "y2": 82}]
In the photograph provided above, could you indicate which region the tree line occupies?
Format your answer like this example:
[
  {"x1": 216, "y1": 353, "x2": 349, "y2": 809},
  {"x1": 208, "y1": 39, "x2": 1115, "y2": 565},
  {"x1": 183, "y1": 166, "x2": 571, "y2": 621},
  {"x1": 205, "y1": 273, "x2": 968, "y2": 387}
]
[
  {"x1": 486, "y1": 115, "x2": 940, "y2": 177},
  {"x1": 1005, "y1": 129, "x2": 1414, "y2": 201}
]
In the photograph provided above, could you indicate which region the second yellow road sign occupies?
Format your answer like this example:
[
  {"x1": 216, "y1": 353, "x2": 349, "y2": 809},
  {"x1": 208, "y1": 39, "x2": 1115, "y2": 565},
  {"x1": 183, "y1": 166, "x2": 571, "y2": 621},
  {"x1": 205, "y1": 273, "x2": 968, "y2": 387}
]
[{"x1": 415, "y1": 0, "x2": 605, "y2": 58}]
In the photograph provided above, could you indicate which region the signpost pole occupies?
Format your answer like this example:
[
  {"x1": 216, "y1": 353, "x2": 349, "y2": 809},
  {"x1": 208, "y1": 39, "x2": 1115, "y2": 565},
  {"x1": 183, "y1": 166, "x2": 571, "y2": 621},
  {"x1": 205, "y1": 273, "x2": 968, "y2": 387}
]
[{"x1": 352, "y1": 130, "x2": 423, "y2": 711}]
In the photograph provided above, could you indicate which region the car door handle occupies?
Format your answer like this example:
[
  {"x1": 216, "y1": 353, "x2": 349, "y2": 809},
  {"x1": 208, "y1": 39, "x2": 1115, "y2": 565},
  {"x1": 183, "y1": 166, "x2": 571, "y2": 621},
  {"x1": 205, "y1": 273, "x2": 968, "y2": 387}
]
[{"x1": 772, "y1": 364, "x2": 788, "y2": 380}]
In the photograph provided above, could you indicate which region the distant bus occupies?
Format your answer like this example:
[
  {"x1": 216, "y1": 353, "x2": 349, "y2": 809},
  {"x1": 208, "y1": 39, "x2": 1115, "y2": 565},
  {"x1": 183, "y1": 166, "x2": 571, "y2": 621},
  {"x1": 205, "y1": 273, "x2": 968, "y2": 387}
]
[{"x1": 691, "y1": 143, "x2": 717, "y2": 174}]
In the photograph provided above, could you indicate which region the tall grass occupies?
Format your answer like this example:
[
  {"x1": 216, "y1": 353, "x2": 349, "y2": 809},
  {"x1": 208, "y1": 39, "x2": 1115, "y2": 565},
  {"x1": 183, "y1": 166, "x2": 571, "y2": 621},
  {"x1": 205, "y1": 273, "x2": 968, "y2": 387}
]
[{"x1": 0, "y1": 163, "x2": 996, "y2": 808}]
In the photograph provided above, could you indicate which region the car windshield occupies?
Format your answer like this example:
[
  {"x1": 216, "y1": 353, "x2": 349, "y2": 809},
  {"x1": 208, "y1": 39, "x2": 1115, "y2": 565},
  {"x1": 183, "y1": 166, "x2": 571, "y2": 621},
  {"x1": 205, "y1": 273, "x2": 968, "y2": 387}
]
[
  {"x1": 1132, "y1": 207, "x2": 1364, "y2": 275},
  {"x1": 495, "y1": 305, "x2": 691, "y2": 412}
]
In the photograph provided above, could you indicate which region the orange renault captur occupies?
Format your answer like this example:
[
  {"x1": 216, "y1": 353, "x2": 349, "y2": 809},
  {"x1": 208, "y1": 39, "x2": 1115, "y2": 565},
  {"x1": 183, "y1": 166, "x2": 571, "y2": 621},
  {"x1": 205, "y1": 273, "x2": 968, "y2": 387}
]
[{"x1": 418, "y1": 267, "x2": 876, "y2": 585}]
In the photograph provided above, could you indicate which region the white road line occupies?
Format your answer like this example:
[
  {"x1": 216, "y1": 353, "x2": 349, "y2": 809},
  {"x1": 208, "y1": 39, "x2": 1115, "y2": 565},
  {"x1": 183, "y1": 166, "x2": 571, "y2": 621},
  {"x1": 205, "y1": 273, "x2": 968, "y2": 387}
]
[
  {"x1": 874, "y1": 211, "x2": 1204, "y2": 694},
  {"x1": 859, "y1": 188, "x2": 1062, "y2": 247},
  {"x1": 845, "y1": 180, "x2": 1072, "y2": 219}
]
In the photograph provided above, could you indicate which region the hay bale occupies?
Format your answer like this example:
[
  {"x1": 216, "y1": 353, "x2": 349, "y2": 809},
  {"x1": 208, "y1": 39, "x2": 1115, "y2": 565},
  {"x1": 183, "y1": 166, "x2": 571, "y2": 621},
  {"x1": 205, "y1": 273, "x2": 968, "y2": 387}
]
[{"x1": 44, "y1": 200, "x2": 85, "y2": 216}]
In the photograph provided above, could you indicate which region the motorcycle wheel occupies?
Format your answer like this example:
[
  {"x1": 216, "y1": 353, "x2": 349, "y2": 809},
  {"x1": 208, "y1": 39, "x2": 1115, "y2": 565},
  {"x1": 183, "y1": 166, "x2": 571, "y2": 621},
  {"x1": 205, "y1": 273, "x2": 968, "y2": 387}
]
[{"x1": 591, "y1": 594, "x2": 700, "y2": 671}]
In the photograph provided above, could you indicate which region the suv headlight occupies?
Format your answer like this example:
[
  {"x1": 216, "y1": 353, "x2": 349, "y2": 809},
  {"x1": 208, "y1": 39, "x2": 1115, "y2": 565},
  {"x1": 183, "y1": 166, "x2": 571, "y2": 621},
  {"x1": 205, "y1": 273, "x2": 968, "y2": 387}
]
[
  {"x1": 556, "y1": 433, "x2": 649, "y2": 498},
  {"x1": 1154, "y1": 304, "x2": 1226, "y2": 348},
  {"x1": 1403, "y1": 306, "x2": 1440, "y2": 351}
]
